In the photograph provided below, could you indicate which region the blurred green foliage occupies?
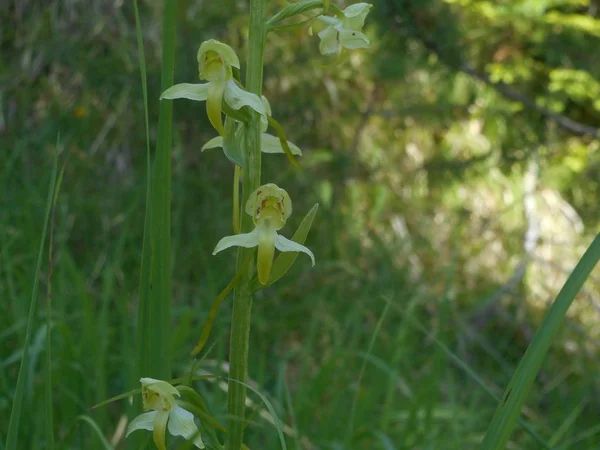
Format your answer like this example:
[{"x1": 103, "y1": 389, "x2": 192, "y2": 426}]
[{"x1": 1, "y1": 0, "x2": 599, "y2": 448}]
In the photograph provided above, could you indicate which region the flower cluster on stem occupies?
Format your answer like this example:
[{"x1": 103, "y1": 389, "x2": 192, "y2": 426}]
[{"x1": 127, "y1": 1, "x2": 372, "y2": 449}]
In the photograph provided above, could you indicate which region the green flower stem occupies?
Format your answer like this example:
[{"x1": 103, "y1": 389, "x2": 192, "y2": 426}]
[{"x1": 226, "y1": 0, "x2": 266, "y2": 448}]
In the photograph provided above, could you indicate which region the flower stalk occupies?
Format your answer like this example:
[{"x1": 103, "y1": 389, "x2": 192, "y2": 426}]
[{"x1": 226, "y1": 0, "x2": 266, "y2": 448}]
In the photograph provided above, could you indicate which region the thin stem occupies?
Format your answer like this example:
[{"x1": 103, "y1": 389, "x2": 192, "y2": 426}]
[
  {"x1": 226, "y1": 0, "x2": 266, "y2": 448},
  {"x1": 233, "y1": 165, "x2": 241, "y2": 234}
]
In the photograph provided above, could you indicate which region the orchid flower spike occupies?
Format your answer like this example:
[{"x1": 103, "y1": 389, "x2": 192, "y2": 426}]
[
  {"x1": 160, "y1": 40, "x2": 265, "y2": 136},
  {"x1": 316, "y1": 3, "x2": 372, "y2": 55},
  {"x1": 126, "y1": 378, "x2": 204, "y2": 450},
  {"x1": 213, "y1": 183, "x2": 315, "y2": 285},
  {"x1": 201, "y1": 96, "x2": 302, "y2": 157}
]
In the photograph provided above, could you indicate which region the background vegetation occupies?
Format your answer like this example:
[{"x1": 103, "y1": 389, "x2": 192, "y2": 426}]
[{"x1": 1, "y1": 0, "x2": 599, "y2": 448}]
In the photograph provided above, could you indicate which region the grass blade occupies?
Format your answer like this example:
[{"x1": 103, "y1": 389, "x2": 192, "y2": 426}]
[
  {"x1": 346, "y1": 299, "x2": 390, "y2": 445},
  {"x1": 44, "y1": 148, "x2": 64, "y2": 450},
  {"x1": 481, "y1": 233, "x2": 600, "y2": 450},
  {"x1": 395, "y1": 303, "x2": 553, "y2": 449},
  {"x1": 5, "y1": 144, "x2": 59, "y2": 450},
  {"x1": 134, "y1": 0, "x2": 176, "y2": 383}
]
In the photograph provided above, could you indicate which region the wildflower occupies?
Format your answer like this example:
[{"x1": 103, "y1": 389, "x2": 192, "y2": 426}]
[
  {"x1": 213, "y1": 183, "x2": 315, "y2": 284},
  {"x1": 201, "y1": 96, "x2": 302, "y2": 157},
  {"x1": 316, "y1": 3, "x2": 372, "y2": 55},
  {"x1": 160, "y1": 39, "x2": 264, "y2": 136},
  {"x1": 126, "y1": 378, "x2": 204, "y2": 450}
]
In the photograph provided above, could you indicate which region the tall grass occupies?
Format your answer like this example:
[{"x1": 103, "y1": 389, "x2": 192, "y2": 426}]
[
  {"x1": 5, "y1": 146, "x2": 58, "y2": 450},
  {"x1": 2, "y1": 2, "x2": 600, "y2": 450},
  {"x1": 135, "y1": 0, "x2": 177, "y2": 383}
]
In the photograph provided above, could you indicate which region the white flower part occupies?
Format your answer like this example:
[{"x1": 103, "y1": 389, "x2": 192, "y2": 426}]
[
  {"x1": 341, "y1": 3, "x2": 372, "y2": 29},
  {"x1": 261, "y1": 133, "x2": 302, "y2": 155},
  {"x1": 275, "y1": 234, "x2": 315, "y2": 265},
  {"x1": 168, "y1": 405, "x2": 205, "y2": 449},
  {"x1": 316, "y1": 3, "x2": 372, "y2": 55},
  {"x1": 224, "y1": 80, "x2": 266, "y2": 114},
  {"x1": 246, "y1": 184, "x2": 292, "y2": 227},
  {"x1": 318, "y1": 26, "x2": 340, "y2": 55},
  {"x1": 213, "y1": 228, "x2": 260, "y2": 255},
  {"x1": 160, "y1": 83, "x2": 210, "y2": 101},
  {"x1": 198, "y1": 40, "x2": 240, "y2": 70},
  {"x1": 126, "y1": 411, "x2": 157, "y2": 436},
  {"x1": 126, "y1": 378, "x2": 204, "y2": 449},
  {"x1": 197, "y1": 40, "x2": 239, "y2": 82}
]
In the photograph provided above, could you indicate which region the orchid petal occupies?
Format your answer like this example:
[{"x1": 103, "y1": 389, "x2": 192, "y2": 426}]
[
  {"x1": 152, "y1": 410, "x2": 169, "y2": 450},
  {"x1": 318, "y1": 26, "x2": 339, "y2": 55},
  {"x1": 126, "y1": 411, "x2": 157, "y2": 437},
  {"x1": 201, "y1": 136, "x2": 224, "y2": 151},
  {"x1": 168, "y1": 406, "x2": 205, "y2": 449},
  {"x1": 213, "y1": 229, "x2": 260, "y2": 255},
  {"x1": 274, "y1": 234, "x2": 315, "y2": 266},
  {"x1": 160, "y1": 83, "x2": 210, "y2": 101},
  {"x1": 343, "y1": 3, "x2": 372, "y2": 28},
  {"x1": 338, "y1": 29, "x2": 370, "y2": 50},
  {"x1": 224, "y1": 80, "x2": 265, "y2": 114},
  {"x1": 261, "y1": 133, "x2": 302, "y2": 155}
]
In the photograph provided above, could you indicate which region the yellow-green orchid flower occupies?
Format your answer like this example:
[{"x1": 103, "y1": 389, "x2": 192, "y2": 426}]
[
  {"x1": 160, "y1": 39, "x2": 265, "y2": 136},
  {"x1": 201, "y1": 96, "x2": 302, "y2": 157},
  {"x1": 317, "y1": 3, "x2": 372, "y2": 55},
  {"x1": 213, "y1": 183, "x2": 315, "y2": 285},
  {"x1": 126, "y1": 378, "x2": 204, "y2": 450}
]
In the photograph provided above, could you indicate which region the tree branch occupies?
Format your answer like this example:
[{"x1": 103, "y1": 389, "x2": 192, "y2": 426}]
[{"x1": 384, "y1": 0, "x2": 600, "y2": 138}]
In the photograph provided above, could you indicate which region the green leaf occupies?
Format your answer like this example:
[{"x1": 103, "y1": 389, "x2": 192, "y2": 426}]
[
  {"x1": 266, "y1": 115, "x2": 302, "y2": 168},
  {"x1": 481, "y1": 233, "x2": 600, "y2": 450},
  {"x1": 223, "y1": 118, "x2": 245, "y2": 167}
]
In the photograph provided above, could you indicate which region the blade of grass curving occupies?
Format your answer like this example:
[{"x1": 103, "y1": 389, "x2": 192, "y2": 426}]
[
  {"x1": 391, "y1": 297, "x2": 552, "y2": 449},
  {"x1": 62, "y1": 415, "x2": 114, "y2": 450},
  {"x1": 481, "y1": 233, "x2": 600, "y2": 450},
  {"x1": 133, "y1": 0, "x2": 153, "y2": 386},
  {"x1": 232, "y1": 378, "x2": 288, "y2": 450},
  {"x1": 5, "y1": 144, "x2": 58, "y2": 450},
  {"x1": 44, "y1": 152, "x2": 64, "y2": 450},
  {"x1": 346, "y1": 300, "x2": 390, "y2": 446},
  {"x1": 190, "y1": 257, "x2": 251, "y2": 357},
  {"x1": 134, "y1": 0, "x2": 176, "y2": 384},
  {"x1": 549, "y1": 400, "x2": 586, "y2": 447}
]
